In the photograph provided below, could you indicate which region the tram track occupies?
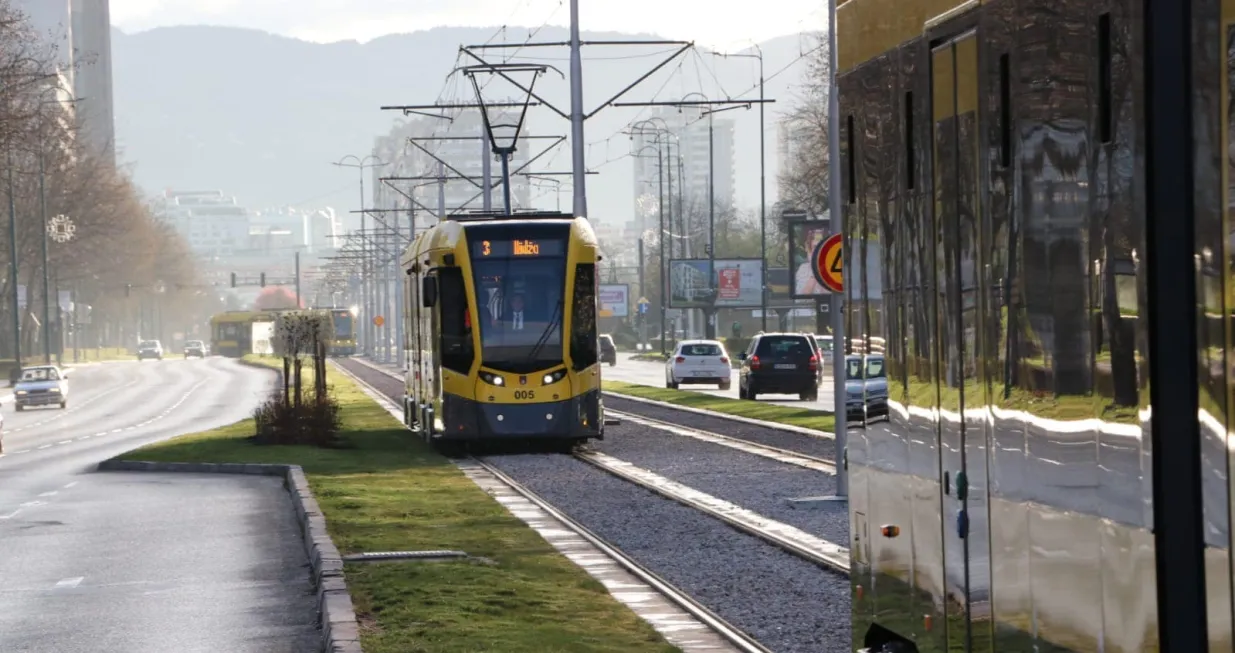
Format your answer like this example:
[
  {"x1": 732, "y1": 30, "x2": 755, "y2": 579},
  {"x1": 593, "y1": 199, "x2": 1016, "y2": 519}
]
[
  {"x1": 468, "y1": 455, "x2": 776, "y2": 653},
  {"x1": 339, "y1": 358, "x2": 852, "y2": 574}
]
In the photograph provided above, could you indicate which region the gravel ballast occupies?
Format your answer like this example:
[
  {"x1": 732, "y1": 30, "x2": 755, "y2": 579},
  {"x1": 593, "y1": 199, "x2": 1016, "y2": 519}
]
[
  {"x1": 593, "y1": 423, "x2": 850, "y2": 545},
  {"x1": 484, "y1": 453, "x2": 852, "y2": 653},
  {"x1": 338, "y1": 359, "x2": 853, "y2": 652},
  {"x1": 602, "y1": 394, "x2": 837, "y2": 460}
]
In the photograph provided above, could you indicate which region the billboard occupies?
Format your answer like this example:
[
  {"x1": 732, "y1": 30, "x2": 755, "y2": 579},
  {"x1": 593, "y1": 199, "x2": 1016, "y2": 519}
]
[
  {"x1": 598, "y1": 284, "x2": 629, "y2": 318},
  {"x1": 787, "y1": 218, "x2": 834, "y2": 298},
  {"x1": 668, "y1": 259, "x2": 763, "y2": 308}
]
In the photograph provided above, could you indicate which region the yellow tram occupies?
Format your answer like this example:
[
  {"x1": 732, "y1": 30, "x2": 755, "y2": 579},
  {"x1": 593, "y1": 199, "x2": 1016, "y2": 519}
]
[{"x1": 401, "y1": 211, "x2": 603, "y2": 447}]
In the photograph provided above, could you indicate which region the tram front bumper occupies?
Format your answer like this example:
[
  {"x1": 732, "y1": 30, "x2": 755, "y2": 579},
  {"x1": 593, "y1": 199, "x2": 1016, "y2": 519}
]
[{"x1": 441, "y1": 390, "x2": 603, "y2": 440}]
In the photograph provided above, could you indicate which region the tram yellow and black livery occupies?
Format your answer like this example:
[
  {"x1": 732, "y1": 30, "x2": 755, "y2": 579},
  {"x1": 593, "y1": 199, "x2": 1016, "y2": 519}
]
[
  {"x1": 401, "y1": 211, "x2": 603, "y2": 446},
  {"x1": 321, "y1": 307, "x2": 357, "y2": 356},
  {"x1": 209, "y1": 310, "x2": 279, "y2": 357}
]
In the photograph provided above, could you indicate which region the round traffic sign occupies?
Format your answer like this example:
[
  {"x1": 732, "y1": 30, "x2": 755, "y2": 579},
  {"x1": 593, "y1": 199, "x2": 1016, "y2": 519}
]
[
  {"x1": 373, "y1": 315, "x2": 385, "y2": 327},
  {"x1": 812, "y1": 233, "x2": 843, "y2": 293}
]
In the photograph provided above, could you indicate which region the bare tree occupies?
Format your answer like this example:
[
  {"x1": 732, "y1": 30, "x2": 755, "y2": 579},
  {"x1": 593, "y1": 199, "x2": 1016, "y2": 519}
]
[{"x1": 778, "y1": 32, "x2": 831, "y2": 220}]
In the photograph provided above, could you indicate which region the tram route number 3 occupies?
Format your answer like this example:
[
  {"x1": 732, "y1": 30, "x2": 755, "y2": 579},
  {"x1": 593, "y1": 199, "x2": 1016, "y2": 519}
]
[{"x1": 514, "y1": 390, "x2": 535, "y2": 400}]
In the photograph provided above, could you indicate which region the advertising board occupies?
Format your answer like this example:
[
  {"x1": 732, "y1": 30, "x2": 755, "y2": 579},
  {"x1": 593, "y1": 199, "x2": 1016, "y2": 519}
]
[
  {"x1": 668, "y1": 259, "x2": 763, "y2": 308},
  {"x1": 598, "y1": 284, "x2": 629, "y2": 318}
]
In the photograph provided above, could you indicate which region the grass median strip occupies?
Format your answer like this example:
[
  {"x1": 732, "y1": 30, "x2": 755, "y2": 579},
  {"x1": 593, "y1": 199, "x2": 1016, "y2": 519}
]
[
  {"x1": 116, "y1": 362, "x2": 679, "y2": 653},
  {"x1": 603, "y1": 380, "x2": 836, "y2": 433}
]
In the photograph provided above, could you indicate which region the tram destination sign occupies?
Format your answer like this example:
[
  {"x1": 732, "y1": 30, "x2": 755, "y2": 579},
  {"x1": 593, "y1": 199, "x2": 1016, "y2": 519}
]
[{"x1": 473, "y1": 238, "x2": 565, "y2": 258}]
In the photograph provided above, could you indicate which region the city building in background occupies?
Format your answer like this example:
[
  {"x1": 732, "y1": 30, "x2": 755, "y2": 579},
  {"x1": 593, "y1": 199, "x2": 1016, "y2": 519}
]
[
  {"x1": 14, "y1": 0, "x2": 115, "y2": 166},
  {"x1": 157, "y1": 190, "x2": 338, "y2": 306},
  {"x1": 70, "y1": 0, "x2": 114, "y2": 164}
]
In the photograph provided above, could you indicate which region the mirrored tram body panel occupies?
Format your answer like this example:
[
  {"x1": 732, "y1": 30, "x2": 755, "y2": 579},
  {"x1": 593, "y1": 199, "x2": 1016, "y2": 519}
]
[{"x1": 838, "y1": 0, "x2": 1235, "y2": 650}]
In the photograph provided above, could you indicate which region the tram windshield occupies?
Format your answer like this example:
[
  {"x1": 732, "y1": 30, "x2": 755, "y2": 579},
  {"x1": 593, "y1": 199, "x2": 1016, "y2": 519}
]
[
  {"x1": 331, "y1": 311, "x2": 353, "y2": 338},
  {"x1": 472, "y1": 256, "x2": 567, "y2": 371}
]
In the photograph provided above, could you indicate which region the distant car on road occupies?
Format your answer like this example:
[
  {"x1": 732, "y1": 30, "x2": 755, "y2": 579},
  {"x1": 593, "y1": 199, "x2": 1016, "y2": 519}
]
[
  {"x1": 14, "y1": 365, "x2": 68, "y2": 411},
  {"x1": 599, "y1": 334, "x2": 617, "y2": 366},
  {"x1": 137, "y1": 340, "x2": 163, "y2": 361},
  {"x1": 844, "y1": 354, "x2": 887, "y2": 423},
  {"x1": 666, "y1": 339, "x2": 732, "y2": 391},
  {"x1": 184, "y1": 340, "x2": 208, "y2": 358}
]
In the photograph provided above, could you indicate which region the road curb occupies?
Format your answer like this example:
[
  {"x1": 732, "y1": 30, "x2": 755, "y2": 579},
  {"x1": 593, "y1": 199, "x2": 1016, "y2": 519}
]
[
  {"x1": 96, "y1": 459, "x2": 363, "y2": 653},
  {"x1": 600, "y1": 390, "x2": 836, "y2": 440}
]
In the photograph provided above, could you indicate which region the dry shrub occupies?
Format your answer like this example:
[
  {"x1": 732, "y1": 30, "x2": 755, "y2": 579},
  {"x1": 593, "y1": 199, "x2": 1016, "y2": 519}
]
[{"x1": 253, "y1": 387, "x2": 343, "y2": 447}]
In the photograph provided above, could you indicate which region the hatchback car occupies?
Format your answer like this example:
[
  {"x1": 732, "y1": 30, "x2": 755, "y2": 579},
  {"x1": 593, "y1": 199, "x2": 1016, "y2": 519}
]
[
  {"x1": 738, "y1": 333, "x2": 819, "y2": 401},
  {"x1": 844, "y1": 354, "x2": 888, "y2": 423},
  {"x1": 665, "y1": 340, "x2": 731, "y2": 390},
  {"x1": 599, "y1": 334, "x2": 617, "y2": 366},
  {"x1": 184, "y1": 340, "x2": 207, "y2": 358},
  {"x1": 14, "y1": 365, "x2": 68, "y2": 411},
  {"x1": 137, "y1": 340, "x2": 163, "y2": 361}
]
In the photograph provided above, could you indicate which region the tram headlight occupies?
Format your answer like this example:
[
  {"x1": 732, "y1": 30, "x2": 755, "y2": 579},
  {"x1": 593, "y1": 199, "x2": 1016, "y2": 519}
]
[
  {"x1": 542, "y1": 370, "x2": 567, "y2": 385},
  {"x1": 480, "y1": 372, "x2": 505, "y2": 386}
]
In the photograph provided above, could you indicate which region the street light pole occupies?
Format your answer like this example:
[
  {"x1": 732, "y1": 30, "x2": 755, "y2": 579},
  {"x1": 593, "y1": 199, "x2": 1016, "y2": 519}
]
[
  {"x1": 7, "y1": 150, "x2": 20, "y2": 373},
  {"x1": 38, "y1": 148, "x2": 49, "y2": 363},
  {"x1": 716, "y1": 48, "x2": 767, "y2": 330}
]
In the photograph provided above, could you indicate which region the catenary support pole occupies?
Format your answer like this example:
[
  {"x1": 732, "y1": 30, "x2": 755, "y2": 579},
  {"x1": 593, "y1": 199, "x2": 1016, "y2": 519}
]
[
  {"x1": 706, "y1": 112, "x2": 716, "y2": 340},
  {"x1": 828, "y1": 0, "x2": 847, "y2": 498},
  {"x1": 757, "y1": 54, "x2": 767, "y2": 332},
  {"x1": 569, "y1": 0, "x2": 588, "y2": 218},
  {"x1": 294, "y1": 251, "x2": 301, "y2": 307},
  {"x1": 786, "y1": 0, "x2": 845, "y2": 511},
  {"x1": 482, "y1": 131, "x2": 493, "y2": 212},
  {"x1": 658, "y1": 144, "x2": 666, "y2": 355}
]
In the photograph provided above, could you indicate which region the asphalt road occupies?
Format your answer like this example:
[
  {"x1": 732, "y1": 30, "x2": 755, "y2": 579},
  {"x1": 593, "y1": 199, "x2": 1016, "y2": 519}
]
[
  {"x1": 0, "y1": 357, "x2": 320, "y2": 653},
  {"x1": 603, "y1": 351, "x2": 836, "y2": 412}
]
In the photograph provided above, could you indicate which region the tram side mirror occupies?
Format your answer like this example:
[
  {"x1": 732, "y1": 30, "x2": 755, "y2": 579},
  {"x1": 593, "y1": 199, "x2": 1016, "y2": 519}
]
[{"x1": 421, "y1": 277, "x2": 438, "y2": 308}]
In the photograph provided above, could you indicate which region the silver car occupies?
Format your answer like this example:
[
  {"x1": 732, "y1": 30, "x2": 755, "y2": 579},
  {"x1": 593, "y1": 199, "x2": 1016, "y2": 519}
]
[{"x1": 14, "y1": 365, "x2": 69, "y2": 411}]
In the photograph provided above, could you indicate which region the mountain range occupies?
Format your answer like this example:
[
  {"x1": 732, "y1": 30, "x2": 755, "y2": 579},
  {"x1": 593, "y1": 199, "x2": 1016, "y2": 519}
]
[{"x1": 111, "y1": 25, "x2": 820, "y2": 228}]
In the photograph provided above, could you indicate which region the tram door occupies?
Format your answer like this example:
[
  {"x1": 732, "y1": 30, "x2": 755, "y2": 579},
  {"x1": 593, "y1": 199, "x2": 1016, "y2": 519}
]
[{"x1": 931, "y1": 29, "x2": 993, "y2": 652}]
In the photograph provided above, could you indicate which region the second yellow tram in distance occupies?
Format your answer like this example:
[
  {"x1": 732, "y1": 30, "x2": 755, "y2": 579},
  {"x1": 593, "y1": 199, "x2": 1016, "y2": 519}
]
[{"x1": 401, "y1": 211, "x2": 604, "y2": 447}]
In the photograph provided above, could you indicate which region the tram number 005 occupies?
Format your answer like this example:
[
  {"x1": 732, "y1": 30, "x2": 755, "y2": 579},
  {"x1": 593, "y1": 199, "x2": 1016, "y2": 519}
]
[{"x1": 513, "y1": 390, "x2": 535, "y2": 400}]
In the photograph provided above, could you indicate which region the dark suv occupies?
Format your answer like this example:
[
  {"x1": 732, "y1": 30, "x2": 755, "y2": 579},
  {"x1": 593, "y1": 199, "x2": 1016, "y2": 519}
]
[
  {"x1": 599, "y1": 334, "x2": 617, "y2": 366},
  {"x1": 737, "y1": 333, "x2": 819, "y2": 401}
]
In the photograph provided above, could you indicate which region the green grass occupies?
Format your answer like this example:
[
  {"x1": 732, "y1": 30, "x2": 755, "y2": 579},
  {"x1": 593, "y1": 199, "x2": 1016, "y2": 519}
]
[
  {"x1": 603, "y1": 380, "x2": 836, "y2": 433},
  {"x1": 117, "y1": 363, "x2": 680, "y2": 653}
]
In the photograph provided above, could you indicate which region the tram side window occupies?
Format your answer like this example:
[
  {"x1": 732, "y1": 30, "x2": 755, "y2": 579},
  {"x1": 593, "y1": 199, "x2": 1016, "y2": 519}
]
[
  {"x1": 438, "y1": 268, "x2": 474, "y2": 373},
  {"x1": 570, "y1": 263, "x2": 598, "y2": 371}
]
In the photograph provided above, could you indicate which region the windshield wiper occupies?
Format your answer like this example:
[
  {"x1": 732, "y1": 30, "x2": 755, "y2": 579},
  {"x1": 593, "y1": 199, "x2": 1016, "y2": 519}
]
[{"x1": 525, "y1": 299, "x2": 564, "y2": 365}]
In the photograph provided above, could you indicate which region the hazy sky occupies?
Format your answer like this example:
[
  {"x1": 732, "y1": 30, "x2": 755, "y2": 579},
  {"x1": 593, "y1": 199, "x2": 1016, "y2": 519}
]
[{"x1": 111, "y1": 0, "x2": 827, "y2": 49}]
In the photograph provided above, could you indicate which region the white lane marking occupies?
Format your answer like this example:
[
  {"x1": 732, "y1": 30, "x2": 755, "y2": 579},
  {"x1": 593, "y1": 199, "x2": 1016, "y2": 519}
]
[
  {"x1": 10, "y1": 449, "x2": 27, "y2": 454},
  {"x1": 63, "y1": 482, "x2": 76, "y2": 489},
  {"x1": 3, "y1": 378, "x2": 207, "y2": 458},
  {"x1": 54, "y1": 577, "x2": 83, "y2": 589},
  {"x1": 37, "y1": 491, "x2": 56, "y2": 497},
  {"x1": 20, "y1": 501, "x2": 45, "y2": 508}
]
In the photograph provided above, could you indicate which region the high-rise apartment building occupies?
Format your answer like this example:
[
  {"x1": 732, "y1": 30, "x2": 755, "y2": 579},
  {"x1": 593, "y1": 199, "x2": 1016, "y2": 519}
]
[
  {"x1": 14, "y1": 0, "x2": 115, "y2": 166},
  {"x1": 631, "y1": 107, "x2": 735, "y2": 237},
  {"x1": 71, "y1": 0, "x2": 115, "y2": 164}
]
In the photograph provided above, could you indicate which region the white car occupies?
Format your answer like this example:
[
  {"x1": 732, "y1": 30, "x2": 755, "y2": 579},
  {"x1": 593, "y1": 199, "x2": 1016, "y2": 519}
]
[
  {"x1": 13, "y1": 365, "x2": 69, "y2": 411},
  {"x1": 665, "y1": 340, "x2": 732, "y2": 390}
]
